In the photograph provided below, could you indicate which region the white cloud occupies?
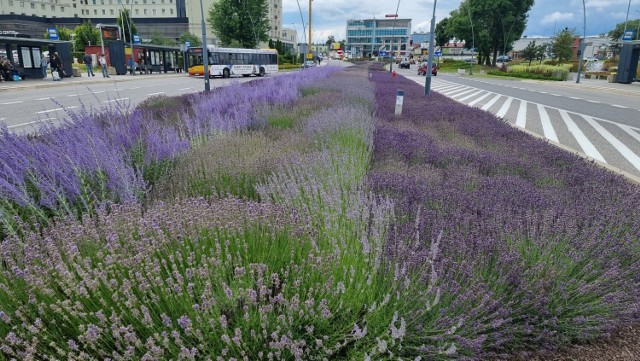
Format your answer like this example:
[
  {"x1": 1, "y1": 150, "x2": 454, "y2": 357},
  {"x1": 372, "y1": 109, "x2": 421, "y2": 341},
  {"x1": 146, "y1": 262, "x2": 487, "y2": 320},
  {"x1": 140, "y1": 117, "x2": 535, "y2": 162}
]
[{"x1": 541, "y1": 11, "x2": 575, "y2": 25}]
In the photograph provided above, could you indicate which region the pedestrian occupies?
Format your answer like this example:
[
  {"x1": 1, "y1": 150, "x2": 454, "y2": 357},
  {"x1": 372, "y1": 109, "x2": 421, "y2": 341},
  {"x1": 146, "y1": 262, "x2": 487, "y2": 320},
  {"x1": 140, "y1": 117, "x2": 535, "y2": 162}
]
[
  {"x1": 40, "y1": 55, "x2": 48, "y2": 79},
  {"x1": 83, "y1": 51, "x2": 95, "y2": 77},
  {"x1": 49, "y1": 53, "x2": 62, "y2": 80},
  {"x1": 99, "y1": 53, "x2": 110, "y2": 78},
  {"x1": 128, "y1": 57, "x2": 134, "y2": 75}
]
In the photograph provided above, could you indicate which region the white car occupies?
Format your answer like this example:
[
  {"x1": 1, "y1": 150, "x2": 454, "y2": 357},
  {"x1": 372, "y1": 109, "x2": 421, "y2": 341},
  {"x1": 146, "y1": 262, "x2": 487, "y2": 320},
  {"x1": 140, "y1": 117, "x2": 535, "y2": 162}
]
[{"x1": 301, "y1": 61, "x2": 316, "y2": 69}]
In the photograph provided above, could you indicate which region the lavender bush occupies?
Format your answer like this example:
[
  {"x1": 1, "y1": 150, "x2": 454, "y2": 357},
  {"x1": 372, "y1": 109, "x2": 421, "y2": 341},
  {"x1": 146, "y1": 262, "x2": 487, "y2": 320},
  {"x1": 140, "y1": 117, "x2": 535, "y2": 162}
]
[
  {"x1": 0, "y1": 68, "x2": 338, "y2": 240},
  {"x1": 367, "y1": 64, "x2": 640, "y2": 357}
]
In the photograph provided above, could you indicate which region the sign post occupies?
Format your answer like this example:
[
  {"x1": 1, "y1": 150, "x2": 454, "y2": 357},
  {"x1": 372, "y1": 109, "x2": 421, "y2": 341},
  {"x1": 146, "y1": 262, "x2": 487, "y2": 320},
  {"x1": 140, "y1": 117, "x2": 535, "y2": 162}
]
[{"x1": 48, "y1": 28, "x2": 59, "y2": 41}]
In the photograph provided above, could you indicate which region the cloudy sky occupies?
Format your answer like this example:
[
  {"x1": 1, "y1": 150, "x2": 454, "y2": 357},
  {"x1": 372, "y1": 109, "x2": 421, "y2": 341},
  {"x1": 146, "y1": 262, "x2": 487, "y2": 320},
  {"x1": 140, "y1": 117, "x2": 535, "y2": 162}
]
[{"x1": 281, "y1": 0, "x2": 640, "y2": 43}]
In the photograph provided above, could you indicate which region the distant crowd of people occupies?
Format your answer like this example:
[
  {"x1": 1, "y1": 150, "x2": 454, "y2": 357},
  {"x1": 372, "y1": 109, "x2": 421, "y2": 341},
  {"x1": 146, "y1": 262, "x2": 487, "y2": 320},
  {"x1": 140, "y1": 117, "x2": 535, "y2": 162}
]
[{"x1": 0, "y1": 57, "x2": 20, "y2": 82}]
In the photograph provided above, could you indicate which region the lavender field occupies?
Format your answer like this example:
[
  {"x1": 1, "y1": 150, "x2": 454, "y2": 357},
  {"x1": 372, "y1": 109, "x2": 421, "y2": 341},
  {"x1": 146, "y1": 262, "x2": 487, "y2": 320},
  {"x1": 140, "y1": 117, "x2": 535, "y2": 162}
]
[{"x1": 0, "y1": 64, "x2": 638, "y2": 360}]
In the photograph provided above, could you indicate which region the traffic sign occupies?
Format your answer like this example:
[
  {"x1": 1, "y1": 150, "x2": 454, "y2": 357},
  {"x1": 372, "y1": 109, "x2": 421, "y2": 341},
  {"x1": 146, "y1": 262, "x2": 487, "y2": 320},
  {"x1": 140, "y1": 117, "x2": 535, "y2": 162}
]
[
  {"x1": 622, "y1": 30, "x2": 635, "y2": 41},
  {"x1": 48, "y1": 28, "x2": 59, "y2": 41},
  {"x1": 133, "y1": 34, "x2": 141, "y2": 44},
  {"x1": 379, "y1": 50, "x2": 387, "y2": 57},
  {"x1": 185, "y1": 41, "x2": 191, "y2": 48},
  {"x1": 435, "y1": 51, "x2": 442, "y2": 56}
]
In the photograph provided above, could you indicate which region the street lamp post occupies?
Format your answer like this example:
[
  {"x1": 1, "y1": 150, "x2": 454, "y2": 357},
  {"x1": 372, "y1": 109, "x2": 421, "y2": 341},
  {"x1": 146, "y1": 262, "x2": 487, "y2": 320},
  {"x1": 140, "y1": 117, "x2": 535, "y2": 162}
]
[
  {"x1": 387, "y1": 11, "x2": 399, "y2": 74},
  {"x1": 308, "y1": 0, "x2": 313, "y2": 62},
  {"x1": 622, "y1": 0, "x2": 631, "y2": 42},
  {"x1": 575, "y1": 0, "x2": 586, "y2": 84},
  {"x1": 424, "y1": 0, "x2": 437, "y2": 95},
  {"x1": 199, "y1": 0, "x2": 210, "y2": 92},
  {"x1": 467, "y1": 3, "x2": 474, "y2": 75}
]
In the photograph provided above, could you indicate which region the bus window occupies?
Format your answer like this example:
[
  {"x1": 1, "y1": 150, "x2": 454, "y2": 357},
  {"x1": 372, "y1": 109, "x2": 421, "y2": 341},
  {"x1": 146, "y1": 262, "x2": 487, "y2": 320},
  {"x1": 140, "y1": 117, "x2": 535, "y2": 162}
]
[{"x1": 210, "y1": 52, "x2": 219, "y2": 65}]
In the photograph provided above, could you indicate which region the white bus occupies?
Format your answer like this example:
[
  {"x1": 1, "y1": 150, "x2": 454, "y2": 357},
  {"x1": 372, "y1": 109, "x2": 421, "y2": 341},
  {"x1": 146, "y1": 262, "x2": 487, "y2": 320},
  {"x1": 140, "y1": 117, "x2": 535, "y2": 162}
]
[{"x1": 187, "y1": 46, "x2": 278, "y2": 78}]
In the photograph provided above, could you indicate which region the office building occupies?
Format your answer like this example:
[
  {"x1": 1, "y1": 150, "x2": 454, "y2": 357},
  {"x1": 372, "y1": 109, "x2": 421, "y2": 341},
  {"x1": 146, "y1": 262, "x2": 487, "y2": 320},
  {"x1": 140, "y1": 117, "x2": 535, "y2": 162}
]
[{"x1": 346, "y1": 18, "x2": 411, "y2": 58}]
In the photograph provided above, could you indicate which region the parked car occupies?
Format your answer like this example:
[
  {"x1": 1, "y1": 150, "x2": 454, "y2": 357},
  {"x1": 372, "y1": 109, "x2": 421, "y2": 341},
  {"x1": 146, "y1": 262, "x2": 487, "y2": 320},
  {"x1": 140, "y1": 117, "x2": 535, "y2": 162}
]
[
  {"x1": 417, "y1": 62, "x2": 438, "y2": 76},
  {"x1": 398, "y1": 60, "x2": 411, "y2": 69},
  {"x1": 301, "y1": 61, "x2": 316, "y2": 69},
  {"x1": 496, "y1": 55, "x2": 511, "y2": 62}
]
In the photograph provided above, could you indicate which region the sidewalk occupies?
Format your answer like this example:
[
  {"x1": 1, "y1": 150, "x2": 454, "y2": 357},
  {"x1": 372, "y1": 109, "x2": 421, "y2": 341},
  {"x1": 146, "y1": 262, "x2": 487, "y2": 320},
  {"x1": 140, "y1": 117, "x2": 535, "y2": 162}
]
[{"x1": 0, "y1": 70, "x2": 185, "y2": 92}]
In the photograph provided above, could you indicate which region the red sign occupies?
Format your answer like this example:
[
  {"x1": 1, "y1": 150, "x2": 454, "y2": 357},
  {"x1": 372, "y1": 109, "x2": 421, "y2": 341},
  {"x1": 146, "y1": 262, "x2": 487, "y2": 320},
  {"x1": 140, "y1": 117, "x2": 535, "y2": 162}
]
[
  {"x1": 337, "y1": 50, "x2": 343, "y2": 54},
  {"x1": 385, "y1": 14, "x2": 398, "y2": 17}
]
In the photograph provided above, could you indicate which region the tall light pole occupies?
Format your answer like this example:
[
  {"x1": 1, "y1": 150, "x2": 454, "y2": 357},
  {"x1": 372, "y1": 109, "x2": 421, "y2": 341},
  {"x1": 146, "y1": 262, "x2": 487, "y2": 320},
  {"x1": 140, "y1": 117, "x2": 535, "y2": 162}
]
[
  {"x1": 622, "y1": 0, "x2": 631, "y2": 42},
  {"x1": 308, "y1": 0, "x2": 313, "y2": 62},
  {"x1": 424, "y1": 0, "x2": 437, "y2": 95},
  {"x1": 467, "y1": 3, "x2": 475, "y2": 75},
  {"x1": 575, "y1": 0, "x2": 586, "y2": 84},
  {"x1": 387, "y1": 11, "x2": 399, "y2": 73},
  {"x1": 199, "y1": 0, "x2": 210, "y2": 92}
]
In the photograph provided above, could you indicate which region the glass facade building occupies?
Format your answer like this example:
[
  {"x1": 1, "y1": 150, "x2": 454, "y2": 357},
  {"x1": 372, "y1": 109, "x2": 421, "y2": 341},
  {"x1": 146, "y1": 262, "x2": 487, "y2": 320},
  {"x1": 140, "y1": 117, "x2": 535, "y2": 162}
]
[{"x1": 346, "y1": 18, "x2": 411, "y2": 58}]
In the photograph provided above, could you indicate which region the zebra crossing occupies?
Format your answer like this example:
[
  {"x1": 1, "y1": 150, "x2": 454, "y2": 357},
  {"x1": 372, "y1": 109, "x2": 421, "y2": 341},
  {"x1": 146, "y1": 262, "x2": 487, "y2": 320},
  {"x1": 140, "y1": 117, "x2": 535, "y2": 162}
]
[{"x1": 417, "y1": 77, "x2": 640, "y2": 178}]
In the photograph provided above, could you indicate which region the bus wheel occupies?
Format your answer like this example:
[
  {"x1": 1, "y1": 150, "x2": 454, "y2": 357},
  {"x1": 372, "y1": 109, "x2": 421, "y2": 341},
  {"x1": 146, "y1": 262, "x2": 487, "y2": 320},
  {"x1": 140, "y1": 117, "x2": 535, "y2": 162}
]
[
  {"x1": 259, "y1": 67, "x2": 265, "y2": 77},
  {"x1": 223, "y1": 68, "x2": 230, "y2": 78}
]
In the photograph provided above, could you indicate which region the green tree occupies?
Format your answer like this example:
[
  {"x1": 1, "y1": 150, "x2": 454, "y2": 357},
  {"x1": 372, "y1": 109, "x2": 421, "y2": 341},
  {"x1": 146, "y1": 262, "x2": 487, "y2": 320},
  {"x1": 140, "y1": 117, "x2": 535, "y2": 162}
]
[
  {"x1": 149, "y1": 32, "x2": 175, "y2": 46},
  {"x1": 179, "y1": 32, "x2": 202, "y2": 48},
  {"x1": 551, "y1": 27, "x2": 575, "y2": 62},
  {"x1": 435, "y1": 18, "x2": 451, "y2": 47},
  {"x1": 446, "y1": 0, "x2": 533, "y2": 65},
  {"x1": 208, "y1": 0, "x2": 269, "y2": 48},
  {"x1": 325, "y1": 35, "x2": 335, "y2": 46},
  {"x1": 520, "y1": 40, "x2": 537, "y2": 65},
  {"x1": 535, "y1": 43, "x2": 547, "y2": 64},
  {"x1": 116, "y1": 9, "x2": 138, "y2": 44},
  {"x1": 74, "y1": 20, "x2": 100, "y2": 50}
]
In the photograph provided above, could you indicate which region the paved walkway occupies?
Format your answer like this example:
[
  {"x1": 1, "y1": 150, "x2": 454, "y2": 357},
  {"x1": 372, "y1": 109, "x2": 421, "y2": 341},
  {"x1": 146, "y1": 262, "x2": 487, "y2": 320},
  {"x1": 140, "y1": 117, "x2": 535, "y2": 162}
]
[{"x1": 1, "y1": 70, "x2": 185, "y2": 92}]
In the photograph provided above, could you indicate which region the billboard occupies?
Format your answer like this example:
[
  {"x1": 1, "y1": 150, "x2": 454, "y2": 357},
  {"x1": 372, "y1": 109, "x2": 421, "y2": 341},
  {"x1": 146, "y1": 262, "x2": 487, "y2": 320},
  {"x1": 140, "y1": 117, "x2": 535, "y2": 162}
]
[{"x1": 101, "y1": 25, "x2": 121, "y2": 41}]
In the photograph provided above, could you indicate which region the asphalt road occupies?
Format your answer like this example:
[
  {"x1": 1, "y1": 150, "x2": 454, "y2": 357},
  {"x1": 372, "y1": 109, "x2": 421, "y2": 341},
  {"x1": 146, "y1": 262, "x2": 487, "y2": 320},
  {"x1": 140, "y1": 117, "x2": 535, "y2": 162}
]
[
  {"x1": 0, "y1": 73, "x2": 259, "y2": 132},
  {"x1": 394, "y1": 66, "x2": 640, "y2": 180}
]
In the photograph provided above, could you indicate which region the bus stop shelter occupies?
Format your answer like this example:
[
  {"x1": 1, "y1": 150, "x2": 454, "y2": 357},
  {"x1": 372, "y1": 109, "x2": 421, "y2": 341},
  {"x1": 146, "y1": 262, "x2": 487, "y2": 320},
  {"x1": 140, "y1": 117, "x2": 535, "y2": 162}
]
[
  {"x1": 616, "y1": 40, "x2": 640, "y2": 84},
  {"x1": 131, "y1": 44, "x2": 183, "y2": 74},
  {"x1": 0, "y1": 36, "x2": 72, "y2": 79}
]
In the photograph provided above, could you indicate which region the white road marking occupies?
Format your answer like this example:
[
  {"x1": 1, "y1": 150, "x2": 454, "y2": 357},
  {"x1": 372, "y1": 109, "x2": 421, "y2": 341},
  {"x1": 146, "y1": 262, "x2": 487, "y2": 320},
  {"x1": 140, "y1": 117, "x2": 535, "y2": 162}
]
[
  {"x1": 586, "y1": 99, "x2": 600, "y2": 103},
  {"x1": 558, "y1": 110, "x2": 605, "y2": 162},
  {"x1": 102, "y1": 98, "x2": 129, "y2": 103},
  {"x1": 611, "y1": 104, "x2": 628, "y2": 109},
  {"x1": 496, "y1": 97, "x2": 514, "y2": 118},
  {"x1": 442, "y1": 86, "x2": 472, "y2": 96},
  {"x1": 550, "y1": 94, "x2": 561, "y2": 97},
  {"x1": 67, "y1": 94, "x2": 82, "y2": 97},
  {"x1": 457, "y1": 90, "x2": 484, "y2": 102},
  {"x1": 35, "y1": 106, "x2": 78, "y2": 114},
  {"x1": 570, "y1": 96, "x2": 581, "y2": 100},
  {"x1": 515, "y1": 100, "x2": 527, "y2": 128},
  {"x1": 35, "y1": 97, "x2": 54, "y2": 100},
  {"x1": 467, "y1": 92, "x2": 493, "y2": 107},
  {"x1": 481, "y1": 94, "x2": 502, "y2": 111},
  {"x1": 7, "y1": 120, "x2": 41, "y2": 129},
  {"x1": 1, "y1": 101, "x2": 23, "y2": 105},
  {"x1": 617, "y1": 123, "x2": 640, "y2": 145},
  {"x1": 451, "y1": 88, "x2": 478, "y2": 98},
  {"x1": 580, "y1": 114, "x2": 640, "y2": 172},
  {"x1": 0, "y1": 117, "x2": 5, "y2": 121},
  {"x1": 439, "y1": 85, "x2": 467, "y2": 94},
  {"x1": 92, "y1": 91, "x2": 106, "y2": 94},
  {"x1": 178, "y1": 87, "x2": 193, "y2": 91},
  {"x1": 148, "y1": 92, "x2": 166, "y2": 96},
  {"x1": 537, "y1": 104, "x2": 558, "y2": 143}
]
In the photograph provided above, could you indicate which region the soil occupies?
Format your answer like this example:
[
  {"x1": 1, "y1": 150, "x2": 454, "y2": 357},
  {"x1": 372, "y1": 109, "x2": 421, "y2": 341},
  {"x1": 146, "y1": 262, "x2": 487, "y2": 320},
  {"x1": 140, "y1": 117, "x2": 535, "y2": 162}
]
[{"x1": 509, "y1": 325, "x2": 640, "y2": 361}]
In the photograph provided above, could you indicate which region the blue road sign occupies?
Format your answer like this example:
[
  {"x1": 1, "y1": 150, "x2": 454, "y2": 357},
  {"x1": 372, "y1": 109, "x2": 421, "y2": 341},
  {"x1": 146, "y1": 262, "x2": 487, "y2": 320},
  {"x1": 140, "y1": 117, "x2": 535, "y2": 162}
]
[
  {"x1": 133, "y1": 34, "x2": 141, "y2": 44},
  {"x1": 379, "y1": 50, "x2": 387, "y2": 57},
  {"x1": 435, "y1": 51, "x2": 442, "y2": 56},
  {"x1": 622, "y1": 30, "x2": 635, "y2": 41},
  {"x1": 185, "y1": 41, "x2": 191, "y2": 48},
  {"x1": 48, "y1": 28, "x2": 59, "y2": 41}
]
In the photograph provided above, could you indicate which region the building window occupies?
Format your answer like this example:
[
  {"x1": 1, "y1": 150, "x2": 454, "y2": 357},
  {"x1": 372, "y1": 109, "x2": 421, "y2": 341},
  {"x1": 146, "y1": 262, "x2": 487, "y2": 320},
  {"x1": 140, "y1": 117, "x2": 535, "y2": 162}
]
[
  {"x1": 51, "y1": 5, "x2": 55, "y2": 10},
  {"x1": 109, "y1": 0, "x2": 113, "y2": 3},
  {"x1": 92, "y1": 0, "x2": 95, "y2": 4},
  {"x1": 61, "y1": 6, "x2": 64, "y2": 11},
  {"x1": 30, "y1": 3, "x2": 34, "y2": 8},
  {"x1": 110, "y1": 9, "x2": 114, "y2": 14},
  {"x1": 41, "y1": 3, "x2": 45, "y2": 8},
  {"x1": 143, "y1": 0, "x2": 146, "y2": 3},
  {"x1": 152, "y1": 9, "x2": 156, "y2": 14},
  {"x1": 162, "y1": 8, "x2": 165, "y2": 13},
  {"x1": 102, "y1": 9, "x2": 105, "y2": 14},
  {"x1": 101, "y1": 0, "x2": 104, "y2": 3},
  {"x1": 94, "y1": 9, "x2": 97, "y2": 14},
  {"x1": 169, "y1": 8, "x2": 173, "y2": 14},
  {"x1": 8, "y1": 0, "x2": 13, "y2": 6},
  {"x1": 143, "y1": 8, "x2": 147, "y2": 14},
  {"x1": 135, "y1": 9, "x2": 139, "y2": 14},
  {"x1": 20, "y1": 1, "x2": 24, "y2": 7}
]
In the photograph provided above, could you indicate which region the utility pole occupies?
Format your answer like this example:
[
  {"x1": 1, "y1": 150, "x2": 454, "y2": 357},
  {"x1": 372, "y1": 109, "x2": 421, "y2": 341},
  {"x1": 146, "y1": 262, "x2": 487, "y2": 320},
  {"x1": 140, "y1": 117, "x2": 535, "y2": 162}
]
[
  {"x1": 424, "y1": 0, "x2": 437, "y2": 95},
  {"x1": 308, "y1": 0, "x2": 313, "y2": 62},
  {"x1": 467, "y1": 3, "x2": 474, "y2": 75},
  {"x1": 199, "y1": 0, "x2": 210, "y2": 92},
  {"x1": 575, "y1": 0, "x2": 586, "y2": 84}
]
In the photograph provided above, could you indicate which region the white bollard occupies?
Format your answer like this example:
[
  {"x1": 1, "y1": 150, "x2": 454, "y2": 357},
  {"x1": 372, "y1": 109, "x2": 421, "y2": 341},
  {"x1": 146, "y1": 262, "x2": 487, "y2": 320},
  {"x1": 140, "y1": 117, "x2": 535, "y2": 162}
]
[{"x1": 395, "y1": 89, "x2": 404, "y2": 116}]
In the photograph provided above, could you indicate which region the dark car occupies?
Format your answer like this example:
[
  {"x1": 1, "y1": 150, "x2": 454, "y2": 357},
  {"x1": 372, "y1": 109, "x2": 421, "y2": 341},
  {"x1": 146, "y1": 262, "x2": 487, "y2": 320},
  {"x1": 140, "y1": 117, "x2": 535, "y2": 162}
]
[
  {"x1": 398, "y1": 60, "x2": 410, "y2": 69},
  {"x1": 497, "y1": 55, "x2": 511, "y2": 63},
  {"x1": 417, "y1": 62, "x2": 438, "y2": 76}
]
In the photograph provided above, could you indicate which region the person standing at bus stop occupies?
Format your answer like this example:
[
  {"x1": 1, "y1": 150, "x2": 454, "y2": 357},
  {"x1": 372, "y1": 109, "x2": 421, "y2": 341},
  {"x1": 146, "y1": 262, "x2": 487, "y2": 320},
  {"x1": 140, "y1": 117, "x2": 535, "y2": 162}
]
[
  {"x1": 99, "y1": 53, "x2": 110, "y2": 78},
  {"x1": 83, "y1": 51, "x2": 95, "y2": 77},
  {"x1": 40, "y1": 55, "x2": 48, "y2": 79}
]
